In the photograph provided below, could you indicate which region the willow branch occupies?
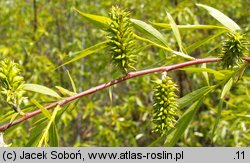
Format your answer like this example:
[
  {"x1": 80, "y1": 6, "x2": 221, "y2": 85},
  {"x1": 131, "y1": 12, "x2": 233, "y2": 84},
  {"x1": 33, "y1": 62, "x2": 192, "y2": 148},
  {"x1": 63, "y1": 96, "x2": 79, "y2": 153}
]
[{"x1": 1, "y1": 57, "x2": 250, "y2": 132}]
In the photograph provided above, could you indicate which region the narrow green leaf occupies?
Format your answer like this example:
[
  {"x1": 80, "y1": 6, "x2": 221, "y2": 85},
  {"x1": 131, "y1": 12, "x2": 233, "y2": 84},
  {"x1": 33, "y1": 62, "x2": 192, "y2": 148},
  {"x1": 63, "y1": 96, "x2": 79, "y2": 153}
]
[
  {"x1": 23, "y1": 84, "x2": 61, "y2": 99},
  {"x1": 152, "y1": 23, "x2": 228, "y2": 30},
  {"x1": 217, "y1": 69, "x2": 239, "y2": 86},
  {"x1": 196, "y1": 4, "x2": 241, "y2": 32},
  {"x1": 166, "y1": 12, "x2": 184, "y2": 52},
  {"x1": 177, "y1": 86, "x2": 212, "y2": 109},
  {"x1": 26, "y1": 118, "x2": 47, "y2": 146},
  {"x1": 108, "y1": 87, "x2": 113, "y2": 104},
  {"x1": 186, "y1": 31, "x2": 225, "y2": 53},
  {"x1": 30, "y1": 99, "x2": 51, "y2": 120},
  {"x1": 0, "y1": 110, "x2": 17, "y2": 124},
  {"x1": 236, "y1": 65, "x2": 247, "y2": 82},
  {"x1": 220, "y1": 78, "x2": 233, "y2": 99},
  {"x1": 165, "y1": 98, "x2": 204, "y2": 146},
  {"x1": 58, "y1": 41, "x2": 108, "y2": 68},
  {"x1": 201, "y1": 63, "x2": 210, "y2": 86},
  {"x1": 73, "y1": 7, "x2": 111, "y2": 29},
  {"x1": 0, "y1": 105, "x2": 34, "y2": 124},
  {"x1": 148, "y1": 134, "x2": 165, "y2": 146},
  {"x1": 67, "y1": 70, "x2": 77, "y2": 93},
  {"x1": 48, "y1": 122, "x2": 59, "y2": 147},
  {"x1": 31, "y1": 117, "x2": 48, "y2": 129},
  {"x1": 173, "y1": 51, "x2": 195, "y2": 60},
  {"x1": 26, "y1": 131, "x2": 43, "y2": 147},
  {"x1": 133, "y1": 34, "x2": 173, "y2": 53},
  {"x1": 55, "y1": 100, "x2": 80, "y2": 124},
  {"x1": 131, "y1": 19, "x2": 169, "y2": 47},
  {"x1": 38, "y1": 105, "x2": 60, "y2": 147},
  {"x1": 181, "y1": 67, "x2": 225, "y2": 79},
  {"x1": 211, "y1": 99, "x2": 223, "y2": 139},
  {"x1": 55, "y1": 86, "x2": 76, "y2": 97},
  {"x1": 9, "y1": 113, "x2": 19, "y2": 124}
]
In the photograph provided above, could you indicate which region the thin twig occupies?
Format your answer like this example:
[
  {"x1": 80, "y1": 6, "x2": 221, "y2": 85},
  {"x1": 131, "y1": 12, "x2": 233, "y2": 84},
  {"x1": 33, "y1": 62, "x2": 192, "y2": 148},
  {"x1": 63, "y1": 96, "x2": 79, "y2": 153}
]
[{"x1": 1, "y1": 57, "x2": 249, "y2": 132}]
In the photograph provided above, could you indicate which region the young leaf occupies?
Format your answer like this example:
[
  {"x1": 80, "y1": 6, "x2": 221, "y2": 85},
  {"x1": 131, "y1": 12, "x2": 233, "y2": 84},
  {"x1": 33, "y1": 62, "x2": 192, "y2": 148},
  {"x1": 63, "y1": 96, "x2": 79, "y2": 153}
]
[
  {"x1": 164, "y1": 98, "x2": 204, "y2": 146},
  {"x1": 108, "y1": 87, "x2": 113, "y2": 104},
  {"x1": 130, "y1": 19, "x2": 170, "y2": 47},
  {"x1": 55, "y1": 86, "x2": 76, "y2": 97},
  {"x1": 67, "y1": 70, "x2": 77, "y2": 93},
  {"x1": 196, "y1": 4, "x2": 241, "y2": 32},
  {"x1": 133, "y1": 34, "x2": 173, "y2": 53},
  {"x1": 177, "y1": 86, "x2": 212, "y2": 109},
  {"x1": 55, "y1": 100, "x2": 80, "y2": 124},
  {"x1": 166, "y1": 12, "x2": 184, "y2": 52},
  {"x1": 152, "y1": 23, "x2": 227, "y2": 30},
  {"x1": 26, "y1": 117, "x2": 47, "y2": 146},
  {"x1": 220, "y1": 78, "x2": 233, "y2": 99},
  {"x1": 58, "y1": 41, "x2": 108, "y2": 68},
  {"x1": 38, "y1": 105, "x2": 60, "y2": 147},
  {"x1": 30, "y1": 99, "x2": 51, "y2": 120},
  {"x1": 181, "y1": 67, "x2": 225, "y2": 79},
  {"x1": 31, "y1": 117, "x2": 48, "y2": 129},
  {"x1": 23, "y1": 84, "x2": 61, "y2": 99},
  {"x1": 48, "y1": 122, "x2": 59, "y2": 147},
  {"x1": 211, "y1": 99, "x2": 223, "y2": 139},
  {"x1": 201, "y1": 63, "x2": 210, "y2": 86},
  {"x1": 0, "y1": 110, "x2": 17, "y2": 124},
  {"x1": 0, "y1": 105, "x2": 34, "y2": 123},
  {"x1": 26, "y1": 131, "x2": 43, "y2": 147},
  {"x1": 73, "y1": 7, "x2": 111, "y2": 29},
  {"x1": 173, "y1": 51, "x2": 194, "y2": 60},
  {"x1": 148, "y1": 133, "x2": 167, "y2": 147}
]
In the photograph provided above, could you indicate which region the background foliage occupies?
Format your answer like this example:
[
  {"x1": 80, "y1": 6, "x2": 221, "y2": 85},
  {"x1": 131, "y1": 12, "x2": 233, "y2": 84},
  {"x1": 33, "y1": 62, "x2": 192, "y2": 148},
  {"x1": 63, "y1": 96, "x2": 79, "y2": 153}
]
[{"x1": 0, "y1": 0, "x2": 250, "y2": 146}]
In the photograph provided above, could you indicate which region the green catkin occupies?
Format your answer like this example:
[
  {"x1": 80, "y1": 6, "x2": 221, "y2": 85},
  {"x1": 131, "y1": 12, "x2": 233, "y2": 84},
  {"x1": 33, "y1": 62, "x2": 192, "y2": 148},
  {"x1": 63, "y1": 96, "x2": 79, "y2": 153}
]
[
  {"x1": 221, "y1": 32, "x2": 249, "y2": 69},
  {"x1": 152, "y1": 75, "x2": 179, "y2": 134},
  {"x1": 107, "y1": 6, "x2": 136, "y2": 74},
  {"x1": 0, "y1": 59, "x2": 25, "y2": 114}
]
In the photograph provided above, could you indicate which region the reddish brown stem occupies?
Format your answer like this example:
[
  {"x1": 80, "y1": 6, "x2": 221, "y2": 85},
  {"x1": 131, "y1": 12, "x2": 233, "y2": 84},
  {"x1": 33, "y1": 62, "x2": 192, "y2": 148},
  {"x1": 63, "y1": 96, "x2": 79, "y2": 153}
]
[{"x1": 0, "y1": 57, "x2": 249, "y2": 132}]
